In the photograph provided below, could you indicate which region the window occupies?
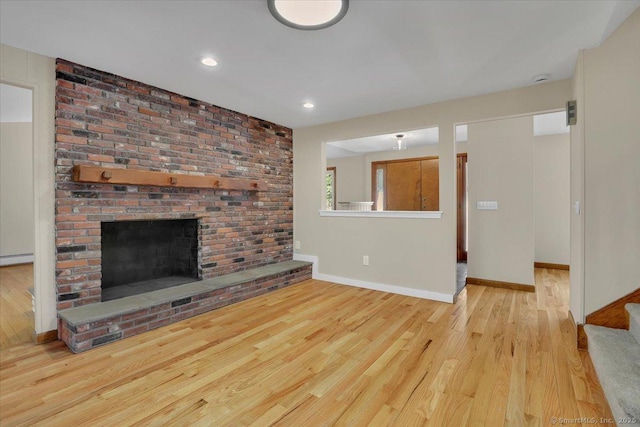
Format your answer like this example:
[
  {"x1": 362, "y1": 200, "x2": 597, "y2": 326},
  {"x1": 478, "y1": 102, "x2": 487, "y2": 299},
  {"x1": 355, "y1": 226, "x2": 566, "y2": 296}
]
[
  {"x1": 374, "y1": 164, "x2": 385, "y2": 211},
  {"x1": 326, "y1": 167, "x2": 336, "y2": 210}
]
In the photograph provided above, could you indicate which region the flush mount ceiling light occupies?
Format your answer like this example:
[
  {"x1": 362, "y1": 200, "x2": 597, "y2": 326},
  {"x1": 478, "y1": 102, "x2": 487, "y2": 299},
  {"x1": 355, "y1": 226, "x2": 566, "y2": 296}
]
[
  {"x1": 201, "y1": 57, "x2": 218, "y2": 67},
  {"x1": 393, "y1": 134, "x2": 408, "y2": 151},
  {"x1": 532, "y1": 73, "x2": 550, "y2": 84},
  {"x1": 268, "y1": 0, "x2": 349, "y2": 30},
  {"x1": 303, "y1": 102, "x2": 314, "y2": 109}
]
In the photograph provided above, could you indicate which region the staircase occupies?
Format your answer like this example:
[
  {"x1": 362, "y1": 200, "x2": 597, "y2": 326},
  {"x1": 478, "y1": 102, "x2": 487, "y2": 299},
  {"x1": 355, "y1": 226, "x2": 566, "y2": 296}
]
[{"x1": 585, "y1": 304, "x2": 640, "y2": 425}]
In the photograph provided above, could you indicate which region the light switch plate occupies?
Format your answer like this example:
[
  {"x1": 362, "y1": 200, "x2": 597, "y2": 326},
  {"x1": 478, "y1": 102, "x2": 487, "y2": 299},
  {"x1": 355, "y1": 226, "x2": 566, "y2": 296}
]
[{"x1": 476, "y1": 201, "x2": 498, "y2": 210}]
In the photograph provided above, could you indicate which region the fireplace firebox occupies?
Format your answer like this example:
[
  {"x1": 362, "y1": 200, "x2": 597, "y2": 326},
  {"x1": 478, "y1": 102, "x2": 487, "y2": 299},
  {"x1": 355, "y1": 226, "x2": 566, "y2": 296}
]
[{"x1": 101, "y1": 219, "x2": 199, "y2": 301}]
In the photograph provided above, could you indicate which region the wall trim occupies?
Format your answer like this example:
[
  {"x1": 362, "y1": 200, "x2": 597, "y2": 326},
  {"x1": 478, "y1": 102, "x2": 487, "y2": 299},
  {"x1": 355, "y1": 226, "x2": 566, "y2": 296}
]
[
  {"x1": 584, "y1": 287, "x2": 640, "y2": 328},
  {"x1": 568, "y1": 310, "x2": 587, "y2": 350},
  {"x1": 577, "y1": 324, "x2": 588, "y2": 350},
  {"x1": 35, "y1": 329, "x2": 58, "y2": 344},
  {"x1": 318, "y1": 210, "x2": 443, "y2": 219},
  {"x1": 0, "y1": 254, "x2": 34, "y2": 266},
  {"x1": 567, "y1": 310, "x2": 577, "y2": 345},
  {"x1": 293, "y1": 253, "x2": 454, "y2": 303},
  {"x1": 292, "y1": 253, "x2": 319, "y2": 277},
  {"x1": 466, "y1": 276, "x2": 535, "y2": 292},
  {"x1": 534, "y1": 262, "x2": 570, "y2": 270},
  {"x1": 574, "y1": 288, "x2": 640, "y2": 350}
]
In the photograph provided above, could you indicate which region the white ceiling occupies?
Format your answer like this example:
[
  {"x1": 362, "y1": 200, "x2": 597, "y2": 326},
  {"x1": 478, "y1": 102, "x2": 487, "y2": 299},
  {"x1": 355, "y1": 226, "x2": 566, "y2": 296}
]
[
  {"x1": 1, "y1": 1, "x2": 638, "y2": 128},
  {"x1": 0, "y1": 84, "x2": 32, "y2": 123},
  {"x1": 327, "y1": 127, "x2": 439, "y2": 158}
]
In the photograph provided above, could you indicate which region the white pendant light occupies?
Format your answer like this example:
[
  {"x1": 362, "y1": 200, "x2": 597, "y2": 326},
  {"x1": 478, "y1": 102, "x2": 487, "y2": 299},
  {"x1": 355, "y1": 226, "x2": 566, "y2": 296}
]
[
  {"x1": 268, "y1": 0, "x2": 349, "y2": 30},
  {"x1": 393, "y1": 134, "x2": 407, "y2": 151}
]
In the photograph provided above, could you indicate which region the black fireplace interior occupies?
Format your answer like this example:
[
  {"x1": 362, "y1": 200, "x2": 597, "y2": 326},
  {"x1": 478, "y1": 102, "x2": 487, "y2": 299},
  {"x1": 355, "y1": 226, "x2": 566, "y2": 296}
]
[{"x1": 101, "y1": 219, "x2": 199, "y2": 301}]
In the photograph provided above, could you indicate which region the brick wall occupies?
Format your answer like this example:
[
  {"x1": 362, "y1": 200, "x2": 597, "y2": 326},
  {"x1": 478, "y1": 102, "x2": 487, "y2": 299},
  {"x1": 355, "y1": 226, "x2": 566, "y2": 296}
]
[{"x1": 55, "y1": 59, "x2": 294, "y2": 309}]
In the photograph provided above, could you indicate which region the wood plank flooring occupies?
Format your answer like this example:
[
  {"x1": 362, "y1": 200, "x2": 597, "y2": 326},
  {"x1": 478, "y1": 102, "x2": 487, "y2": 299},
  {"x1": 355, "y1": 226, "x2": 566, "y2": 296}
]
[
  {"x1": 0, "y1": 269, "x2": 612, "y2": 426},
  {"x1": 0, "y1": 264, "x2": 33, "y2": 349}
]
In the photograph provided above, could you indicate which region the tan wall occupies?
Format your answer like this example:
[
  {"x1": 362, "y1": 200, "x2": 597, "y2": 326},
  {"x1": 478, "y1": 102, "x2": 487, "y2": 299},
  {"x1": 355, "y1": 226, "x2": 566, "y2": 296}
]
[
  {"x1": 0, "y1": 122, "x2": 34, "y2": 258},
  {"x1": 582, "y1": 9, "x2": 640, "y2": 314},
  {"x1": 326, "y1": 156, "x2": 366, "y2": 203},
  {"x1": 1, "y1": 44, "x2": 56, "y2": 334},
  {"x1": 467, "y1": 117, "x2": 535, "y2": 286},
  {"x1": 294, "y1": 79, "x2": 570, "y2": 298},
  {"x1": 534, "y1": 133, "x2": 570, "y2": 265}
]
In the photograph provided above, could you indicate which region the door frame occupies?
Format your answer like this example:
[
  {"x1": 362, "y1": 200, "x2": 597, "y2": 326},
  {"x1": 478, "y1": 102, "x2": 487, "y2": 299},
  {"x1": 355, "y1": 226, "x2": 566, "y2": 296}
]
[
  {"x1": 1, "y1": 48, "x2": 58, "y2": 342},
  {"x1": 457, "y1": 153, "x2": 468, "y2": 262}
]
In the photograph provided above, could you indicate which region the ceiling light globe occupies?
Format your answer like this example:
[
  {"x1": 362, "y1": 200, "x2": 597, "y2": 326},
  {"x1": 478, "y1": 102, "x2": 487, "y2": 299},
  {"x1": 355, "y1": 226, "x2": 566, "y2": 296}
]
[{"x1": 269, "y1": 0, "x2": 349, "y2": 30}]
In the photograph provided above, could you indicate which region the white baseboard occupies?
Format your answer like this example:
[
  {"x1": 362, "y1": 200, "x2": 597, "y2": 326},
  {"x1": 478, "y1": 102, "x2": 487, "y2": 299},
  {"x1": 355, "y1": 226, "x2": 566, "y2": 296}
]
[
  {"x1": 0, "y1": 254, "x2": 34, "y2": 266},
  {"x1": 292, "y1": 253, "x2": 319, "y2": 276},
  {"x1": 293, "y1": 253, "x2": 454, "y2": 303}
]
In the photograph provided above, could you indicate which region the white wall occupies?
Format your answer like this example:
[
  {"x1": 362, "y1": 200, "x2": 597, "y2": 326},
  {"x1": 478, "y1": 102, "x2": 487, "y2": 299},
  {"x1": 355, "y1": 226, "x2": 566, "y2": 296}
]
[
  {"x1": 534, "y1": 133, "x2": 570, "y2": 265},
  {"x1": 1, "y1": 44, "x2": 56, "y2": 335},
  {"x1": 467, "y1": 116, "x2": 535, "y2": 286},
  {"x1": 294, "y1": 79, "x2": 570, "y2": 301},
  {"x1": 0, "y1": 122, "x2": 34, "y2": 260},
  {"x1": 581, "y1": 9, "x2": 640, "y2": 315}
]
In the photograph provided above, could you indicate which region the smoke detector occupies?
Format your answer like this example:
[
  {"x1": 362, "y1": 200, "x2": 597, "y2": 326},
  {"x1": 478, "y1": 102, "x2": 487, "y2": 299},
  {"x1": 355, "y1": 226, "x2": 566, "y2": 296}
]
[{"x1": 532, "y1": 74, "x2": 550, "y2": 84}]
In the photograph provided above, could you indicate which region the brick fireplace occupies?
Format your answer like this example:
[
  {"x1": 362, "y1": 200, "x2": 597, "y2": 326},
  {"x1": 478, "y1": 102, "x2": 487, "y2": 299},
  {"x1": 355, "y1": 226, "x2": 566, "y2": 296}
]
[{"x1": 55, "y1": 60, "x2": 310, "y2": 350}]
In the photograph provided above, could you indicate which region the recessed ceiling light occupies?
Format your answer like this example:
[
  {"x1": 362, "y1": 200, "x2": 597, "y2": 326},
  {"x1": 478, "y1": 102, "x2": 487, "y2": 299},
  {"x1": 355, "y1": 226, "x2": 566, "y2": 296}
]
[
  {"x1": 268, "y1": 0, "x2": 349, "y2": 30},
  {"x1": 303, "y1": 102, "x2": 314, "y2": 109},
  {"x1": 201, "y1": 57, "x2": 218, "y2": 67}
]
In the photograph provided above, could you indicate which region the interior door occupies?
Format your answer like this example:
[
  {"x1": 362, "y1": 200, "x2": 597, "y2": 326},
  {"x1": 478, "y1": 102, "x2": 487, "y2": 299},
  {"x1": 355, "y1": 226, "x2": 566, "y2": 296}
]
[
  {"x1": 385, "y1": 160, "x2": 421, "y2": 210},
  {"x1": 420, "y1": 158, "x2": 439, "y2": 210}
]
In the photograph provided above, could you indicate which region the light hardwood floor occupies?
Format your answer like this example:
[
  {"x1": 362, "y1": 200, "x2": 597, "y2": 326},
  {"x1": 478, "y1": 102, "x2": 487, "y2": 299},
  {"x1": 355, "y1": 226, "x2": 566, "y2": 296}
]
[
  {"x1": 0, "y1": 264, "x2": 34, "y2": 349},
  {"x1": 0, "y1": 269, "x2": 612, "y2": 426}
]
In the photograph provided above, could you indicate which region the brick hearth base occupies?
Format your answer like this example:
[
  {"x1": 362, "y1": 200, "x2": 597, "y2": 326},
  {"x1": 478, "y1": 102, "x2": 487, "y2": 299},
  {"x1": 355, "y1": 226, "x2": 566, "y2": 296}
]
[{"x1": 59, "y1": 261, "x2": 312, "y2": 353}]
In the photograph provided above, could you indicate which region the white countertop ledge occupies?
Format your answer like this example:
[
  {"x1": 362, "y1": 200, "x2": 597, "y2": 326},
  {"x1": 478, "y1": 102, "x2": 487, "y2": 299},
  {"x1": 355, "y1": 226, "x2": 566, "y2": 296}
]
[{"x1": 318, "y1": 210, "x2": 443, "y2": 219}]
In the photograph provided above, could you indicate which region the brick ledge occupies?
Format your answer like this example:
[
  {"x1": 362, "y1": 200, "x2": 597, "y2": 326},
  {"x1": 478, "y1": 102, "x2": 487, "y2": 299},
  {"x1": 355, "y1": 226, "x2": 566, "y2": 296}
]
[
  {"x1": 59, "y1": 260, "x2": 312, "y2": 327},
  {"x1": 59, "y1": 261, "x2": 312, "y2": 352}
]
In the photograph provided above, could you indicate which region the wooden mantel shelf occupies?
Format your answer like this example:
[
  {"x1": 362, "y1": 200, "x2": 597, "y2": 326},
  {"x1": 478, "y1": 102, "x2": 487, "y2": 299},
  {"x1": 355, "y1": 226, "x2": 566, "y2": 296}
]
[{"x1": 71, "y1": 165, "x2": 268, "y2": 191}]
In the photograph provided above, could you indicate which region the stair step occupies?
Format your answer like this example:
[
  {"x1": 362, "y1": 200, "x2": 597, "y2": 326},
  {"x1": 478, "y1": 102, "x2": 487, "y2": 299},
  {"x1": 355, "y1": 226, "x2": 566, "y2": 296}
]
[
  {"x1": 584, "y1": 325, "x2": 640, "y2": 424},
  {"x1": 627, "y1": 303, "x2": 640, "y2": 346}
]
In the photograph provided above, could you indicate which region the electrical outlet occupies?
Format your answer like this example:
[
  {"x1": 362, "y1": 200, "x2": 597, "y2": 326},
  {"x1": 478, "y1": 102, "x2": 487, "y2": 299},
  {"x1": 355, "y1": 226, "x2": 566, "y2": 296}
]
[
  {"x1": 363, "y1": 255, "x2": 369, "y2": 266},
  {"x1": 294, "y1": 240, "x2": 301, "y2": 250}
]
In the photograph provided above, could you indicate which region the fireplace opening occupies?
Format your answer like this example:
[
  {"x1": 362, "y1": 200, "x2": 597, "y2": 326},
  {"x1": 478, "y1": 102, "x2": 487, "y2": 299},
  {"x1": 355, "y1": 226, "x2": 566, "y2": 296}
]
[{"x1": 101, "y1": 219, "x2": 199, "y2": 301}]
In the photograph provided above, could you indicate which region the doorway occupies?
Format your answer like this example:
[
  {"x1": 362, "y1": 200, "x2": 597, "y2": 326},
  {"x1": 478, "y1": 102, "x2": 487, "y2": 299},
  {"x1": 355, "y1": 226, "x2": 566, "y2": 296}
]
[
  {"x1": 455, "y1": 125, "x2": 469, "y2": 294},
  {"x1": 459, "y1": 112, "x2": 570, "y2": 293},
  {"x1": 0, "y1": 83, "x2": 35, "y2": 349}
]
